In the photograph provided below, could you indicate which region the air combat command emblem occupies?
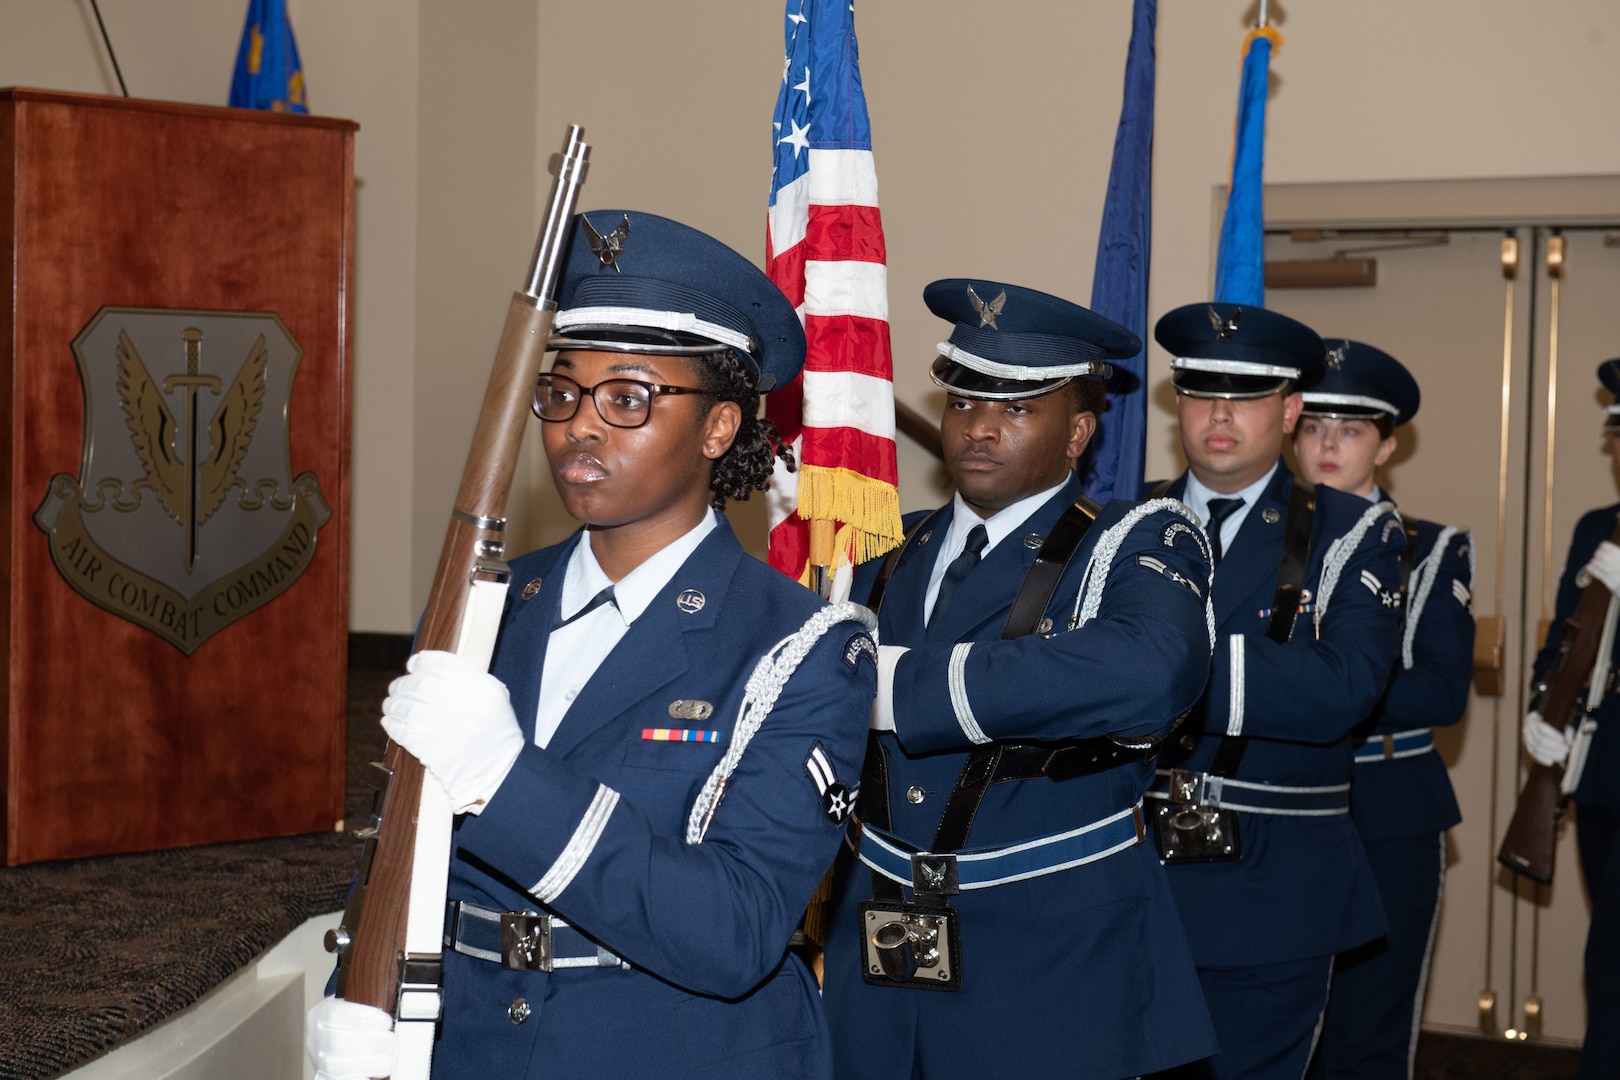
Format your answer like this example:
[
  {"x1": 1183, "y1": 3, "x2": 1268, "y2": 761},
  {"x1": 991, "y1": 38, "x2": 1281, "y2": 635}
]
[{"x1": 33, "y1": 307, "x2": 331, "y2": 654}]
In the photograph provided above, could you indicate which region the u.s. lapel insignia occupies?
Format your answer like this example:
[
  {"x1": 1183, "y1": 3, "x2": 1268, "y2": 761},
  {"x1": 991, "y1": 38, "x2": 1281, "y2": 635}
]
[
  {"x1": 967, "y1": 285, "x2": 1007, "y2": 329},
  {"x1": 918, "y1": 531, "x2": 933, "y2": 546},
  {"x1": 668, "y1": 699, "x2": 714, "y2": 721},
  {"x1": 1261, "y1": 507, "x2": 1281, "y2": 525},
  {"x1": 583, "y1": 213, "x2": 631, "y2": 272},
  {"x1": 675, "y1": 589, "x2": 706, "y2": 614},
  {"x1": 1022, "y1": 532, "x2": 1044, "y2": 550},
  {"x1": 521, "y1": 577, "x2": 543, "y2": 600},
  {"x1": 805, "y1": 742, "x2": 857, "y2": 825}
]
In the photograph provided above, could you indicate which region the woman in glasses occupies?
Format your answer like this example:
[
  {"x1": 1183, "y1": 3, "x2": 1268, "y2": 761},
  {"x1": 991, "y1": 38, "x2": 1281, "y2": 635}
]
[{"x1": 307, "y1": 211, "x2": 876, "y2": 1080}]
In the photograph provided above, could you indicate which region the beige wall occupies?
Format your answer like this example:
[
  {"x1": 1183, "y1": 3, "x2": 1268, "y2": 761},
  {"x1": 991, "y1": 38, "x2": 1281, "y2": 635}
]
[{"x1": 8, "y1": 1, "x2": 1618, "y2": 626}]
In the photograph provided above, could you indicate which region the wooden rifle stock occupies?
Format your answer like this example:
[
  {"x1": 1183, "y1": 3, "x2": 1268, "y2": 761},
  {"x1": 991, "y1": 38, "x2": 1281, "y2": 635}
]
[
  {"x1": 1498, "y1": 563, "x2": 1617, "y2": 883},
  {"x1": 326, "y1": 127, "x2": 590, "y2": 1042}
]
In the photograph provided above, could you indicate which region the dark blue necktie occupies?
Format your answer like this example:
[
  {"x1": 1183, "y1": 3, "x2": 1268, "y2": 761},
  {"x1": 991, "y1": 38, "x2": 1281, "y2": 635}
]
[
  {"x1": 555, "y1": 585, "x2": 616, "y2": 630},
  {"x1": 1205, "y1": 498, "x2": 1245, "y2": 567},
  {"x1": 929, "y1": 524, "x2": 989, "y2": 628}
]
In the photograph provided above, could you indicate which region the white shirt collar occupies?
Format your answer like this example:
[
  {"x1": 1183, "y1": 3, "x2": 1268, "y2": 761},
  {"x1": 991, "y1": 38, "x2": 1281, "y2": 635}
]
[
  {"x1": 948, "y1": 476, "x2": 1072, "y2": 556},
  {"x1": 561, "y1": 510, "x2": 719, "y2": 625},
  {"x1": 1182, "y1": 461, "x2": 1279, "y2": 524}
]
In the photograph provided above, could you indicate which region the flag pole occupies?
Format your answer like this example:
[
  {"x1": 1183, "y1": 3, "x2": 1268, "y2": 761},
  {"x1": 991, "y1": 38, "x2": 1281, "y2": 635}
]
[{"x1": 809, "y1": 519, "x2": 837, "y2": 599}]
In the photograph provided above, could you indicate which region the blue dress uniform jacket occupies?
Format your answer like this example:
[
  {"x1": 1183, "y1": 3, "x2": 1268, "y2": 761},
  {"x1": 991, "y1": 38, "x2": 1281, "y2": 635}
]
[
  {"x1": 1311, "y1": 515, "x2": 1473, "y2": 1080},
  {"x1": 1534, "y1": 503, "x2": 1620, "y2": 809},
  {"x1": 1350, "y1": 517, "x2": 1472, "y2": 840},
  {"x1": 823, "y1": 474, "x2": 1219, "y2": 1080},
  {"x1": 431, "y1": 517, "x2": 875, "y2": 1080},
  {"x1": 1152, "y1": 463, "x2": 1403, "y2": 968}
]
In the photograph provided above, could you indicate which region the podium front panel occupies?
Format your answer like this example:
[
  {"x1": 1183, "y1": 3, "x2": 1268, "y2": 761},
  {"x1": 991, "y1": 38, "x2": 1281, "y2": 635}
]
[{"x1": 1, "y1": 90, "x2": 355, "y2": 864}]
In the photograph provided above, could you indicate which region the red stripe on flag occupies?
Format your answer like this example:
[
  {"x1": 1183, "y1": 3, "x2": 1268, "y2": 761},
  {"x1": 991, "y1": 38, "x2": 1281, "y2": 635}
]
[
  {"x1": 803, "y1": 204, "x2": 887, "y2": 264},
  {"x1": 767, "y1": 242, "x2": 808, "y2": 309},
  {"x1": 767, "y1": 515, "x2": 810, "y2": 578},
  {"x1": 803, "y1": 315, "x2": 893, "y2": 379},
  {"x1": 764, "y1": 371, "x2": 805, "y2": 444},
  {"x1": 798, "y1": 425, "x2": 900, "y2": 486}
]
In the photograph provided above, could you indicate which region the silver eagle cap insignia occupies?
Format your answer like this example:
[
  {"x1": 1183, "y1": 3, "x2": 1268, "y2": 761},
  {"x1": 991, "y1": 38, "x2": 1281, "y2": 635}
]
[
  {"x1": 1208, "y1": 305, "x2": 1242, "y2": 340},
  {"x1": 583, "y1": 213, "x2": 631, "y2": 272},
  {"x1": 967, "y1": 285, "x2": 1007, "y2": 330}
]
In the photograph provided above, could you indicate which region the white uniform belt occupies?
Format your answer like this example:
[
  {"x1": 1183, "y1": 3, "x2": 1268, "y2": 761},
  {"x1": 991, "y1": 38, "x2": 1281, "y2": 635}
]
[
  {"x1": 1352, "y1": 727, "x2": 1435, "y2": 763},
  {"x1": 445, "y1": 900, "x2": 629, "y2": 972},
  {"x1": 1146, "y1": 770, "x2": 1351, "y2": 816},
  {"x1": 848, "y1": 802, "x2": 1146, "y2": 891}
]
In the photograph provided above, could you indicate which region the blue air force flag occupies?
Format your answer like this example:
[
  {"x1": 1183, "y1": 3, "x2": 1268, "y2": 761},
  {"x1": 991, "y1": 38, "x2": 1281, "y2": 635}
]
[{"x1": 229, "y1": 0, "x2": 308, "y2": 114}]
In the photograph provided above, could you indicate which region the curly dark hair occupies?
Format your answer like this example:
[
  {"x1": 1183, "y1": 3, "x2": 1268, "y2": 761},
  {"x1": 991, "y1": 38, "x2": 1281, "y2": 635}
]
[{"x1": 693, "y1": 350, "x2": 796, "y2": 508}]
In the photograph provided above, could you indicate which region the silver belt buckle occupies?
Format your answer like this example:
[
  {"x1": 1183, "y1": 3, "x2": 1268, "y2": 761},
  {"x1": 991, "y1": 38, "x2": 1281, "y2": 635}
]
[{"x1": 500, "y1": 911, "x2": 554, "y2": 971}]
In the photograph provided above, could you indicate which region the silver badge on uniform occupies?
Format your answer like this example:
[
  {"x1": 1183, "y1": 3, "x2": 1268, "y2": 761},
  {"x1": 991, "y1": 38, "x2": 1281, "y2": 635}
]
[
  {"x1": 1022, "y1": 533, "x2": 1044, "y2": 550},
  {"x1": 521, "y1": 577, "x2": 543, "y2": 600},
  {"x1": 918, "y1": 531, "x2": 933, "y2": 546},
  {"x1": 668, "y1": 699, "x2": 714, "y2": 721},
  {"x1": 675, "y1": 589, "x2": 706, "y2": 614},
  {"x1": 1261, "y1": 507, "x2": 1280, "y2": 525}
]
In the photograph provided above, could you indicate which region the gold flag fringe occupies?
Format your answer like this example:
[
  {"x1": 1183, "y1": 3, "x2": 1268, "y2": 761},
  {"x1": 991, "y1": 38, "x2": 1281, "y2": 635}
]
[{"x1": 793, "y1": 465, "x2": 904, "y2": 568}]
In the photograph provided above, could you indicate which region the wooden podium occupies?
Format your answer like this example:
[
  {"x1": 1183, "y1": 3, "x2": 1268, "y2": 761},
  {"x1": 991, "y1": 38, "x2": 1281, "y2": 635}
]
[{"x1": 0, "y1": 89, "x2": 356, "y2": 865}]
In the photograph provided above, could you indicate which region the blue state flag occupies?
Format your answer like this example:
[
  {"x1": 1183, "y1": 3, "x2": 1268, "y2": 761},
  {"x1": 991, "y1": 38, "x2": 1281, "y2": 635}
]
[
  {"x1": 229, "y1": 0, "x2": 308, "y2": 114},
  {"x1": 1084, "y1": 0, "x2": 1156, "y2": 503},
  {"x1": 1213, "y1": 27, "x2": 1279, "y2": 306}
]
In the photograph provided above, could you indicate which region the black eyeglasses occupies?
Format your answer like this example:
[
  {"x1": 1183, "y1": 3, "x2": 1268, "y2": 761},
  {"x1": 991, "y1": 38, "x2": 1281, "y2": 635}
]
[{"x1": 532, "y1": 372, "x2": 708, "y2": 429}]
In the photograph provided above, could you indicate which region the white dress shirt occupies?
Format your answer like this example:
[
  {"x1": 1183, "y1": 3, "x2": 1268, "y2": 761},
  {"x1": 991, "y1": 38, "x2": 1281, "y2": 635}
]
[
  {"x1": 534, "y1": 510, "x2": 718, "y2": 748},
  {"x1": 1181, "y1": 462, "x2": 1280, "y2": 561},
  {"x1": 923, "y1": 478, "x2": 1071, "y2": 625}
]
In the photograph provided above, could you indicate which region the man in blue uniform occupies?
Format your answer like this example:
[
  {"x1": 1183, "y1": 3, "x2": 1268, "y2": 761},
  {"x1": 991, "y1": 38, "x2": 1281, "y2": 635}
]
[
  {"x1": 306, "y1": 212, "x2": 877, "y2": 1080},
  {"x1": 1290, "y1": 342, "x2": 1474, "y2": 1079},
  {"x1": 1522, "y1": 358, "x2": 1620, "y2": 1080},
  {"x1": 1146, "y1": 304, "x2": 1403, "y2": 1080},
  {"x1": 822, "y1": 279, "x2": 1218, "y2": 1080}
]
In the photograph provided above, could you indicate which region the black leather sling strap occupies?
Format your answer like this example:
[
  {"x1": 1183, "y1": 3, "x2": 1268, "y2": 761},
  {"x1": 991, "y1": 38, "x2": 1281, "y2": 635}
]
[
  {"x1": 1398, "y1": 519, "x2": 1420, "y2": 602},
  {"x1": 1264, "y1": 480, "x2": 1317, "y2": 645}
]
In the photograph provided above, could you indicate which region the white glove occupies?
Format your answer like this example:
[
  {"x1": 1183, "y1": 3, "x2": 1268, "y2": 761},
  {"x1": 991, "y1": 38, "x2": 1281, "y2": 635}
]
[
  {"x1": 306, "y1": 997, "x2": 394, "y2": 1080},
  {"x1": 1584, "y1": 541, "x2": 1620, "y2": 594},
  {"x1": 1523, "y1": 710, "x2": 1573, "y2": 768},
  {"x1": 869, "y1": 645, "x2": 908, "y2": 733},
  {"x1": 381, "y1": 649, "x2": 525, "y2": 813}
]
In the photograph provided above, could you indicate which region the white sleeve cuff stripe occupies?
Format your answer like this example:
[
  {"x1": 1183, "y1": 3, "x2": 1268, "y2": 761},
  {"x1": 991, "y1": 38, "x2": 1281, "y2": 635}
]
[
  {"x1": 948, "y1": 643, "x2": 992, "y2": 745},
  {"x1": 532, "y1": 783, "x2": 620, "y2": 904},
  {"x1": 1227, "y1": 637, "x2": 1246, "y2": 737}
]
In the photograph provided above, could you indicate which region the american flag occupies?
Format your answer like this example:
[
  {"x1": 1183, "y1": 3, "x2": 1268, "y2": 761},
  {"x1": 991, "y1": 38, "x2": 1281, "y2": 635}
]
[{"x1": 764, "y1": 0, "x2": 902, "y2": 593}]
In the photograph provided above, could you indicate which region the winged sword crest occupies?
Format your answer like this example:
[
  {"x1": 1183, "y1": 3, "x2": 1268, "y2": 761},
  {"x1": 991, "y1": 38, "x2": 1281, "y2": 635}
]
[
  {"x1": 33, "y1": 307, "x2": 332, "y2": 654},
  {"x1": 118, "y1": 329, "x2": 267, "y2": 549}
]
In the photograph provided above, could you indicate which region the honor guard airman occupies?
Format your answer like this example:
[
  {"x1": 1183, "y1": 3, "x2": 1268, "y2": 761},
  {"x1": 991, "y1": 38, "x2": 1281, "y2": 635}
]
[
  {"x1": 1145, "y1": 304, "x2": 1404, "y2": 1080},
  {"x1": 306, "y1": 212, "x2": 876, "y2": 1080},
  {"x1": 1521, "y1": 358, "x2": 1620, "y2": 1080},
  {"x1": 1289, "y1": 342, "x2": 1474, "y2": 1080},
  {"x1": 821, "y1": 280, "x2": 1219, "y2": 1079}
]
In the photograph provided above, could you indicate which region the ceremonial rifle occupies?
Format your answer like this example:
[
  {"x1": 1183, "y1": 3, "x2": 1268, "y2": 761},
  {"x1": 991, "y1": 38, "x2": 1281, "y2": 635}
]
[
  {"x1": 323, "y1": 126, "x2": 590, "y2": 1079},
  {"x1": 1498, "y1": 519, "x2": 1620, "y2": 884}
]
